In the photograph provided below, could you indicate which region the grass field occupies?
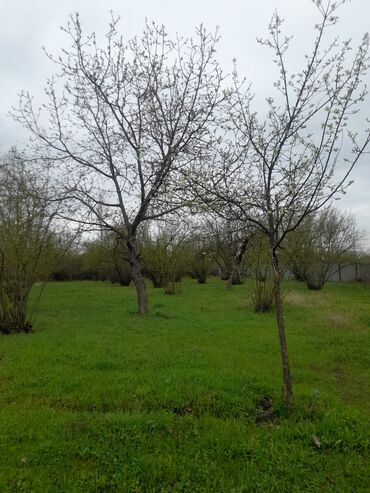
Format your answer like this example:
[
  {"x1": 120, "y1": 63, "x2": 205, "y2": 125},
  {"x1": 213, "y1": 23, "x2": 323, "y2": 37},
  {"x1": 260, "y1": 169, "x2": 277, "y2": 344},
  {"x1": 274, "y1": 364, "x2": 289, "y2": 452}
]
[{"x1": 0, "y1": 278, "x2": 369, "y2": 492}]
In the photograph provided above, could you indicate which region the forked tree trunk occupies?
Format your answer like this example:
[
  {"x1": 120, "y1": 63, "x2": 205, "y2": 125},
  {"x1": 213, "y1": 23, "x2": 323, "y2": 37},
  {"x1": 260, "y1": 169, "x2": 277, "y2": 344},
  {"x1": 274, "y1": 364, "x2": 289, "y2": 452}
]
[
  {"x1": 271, "y1": 248, "x2": 293, "y2": 410},
  {"x1": 126, "y1": 238, "x2": 148, "y2": 317}
]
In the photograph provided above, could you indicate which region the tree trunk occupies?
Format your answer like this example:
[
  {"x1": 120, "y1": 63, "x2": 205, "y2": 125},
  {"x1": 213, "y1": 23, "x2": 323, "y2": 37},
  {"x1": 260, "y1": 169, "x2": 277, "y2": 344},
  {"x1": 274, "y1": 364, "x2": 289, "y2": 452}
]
[
  {"x1": 126, "y1": 238, "x2": 148, "y2": 316},
  {"x1": 271, "y1": 248, "x2": 293, "y2": 410},
  {"x1": 227, "y1": 272, "x2": 233, "y2": 289},
  {"x1": 227, "y1": 266, "x2": 244, "y2": 287}
]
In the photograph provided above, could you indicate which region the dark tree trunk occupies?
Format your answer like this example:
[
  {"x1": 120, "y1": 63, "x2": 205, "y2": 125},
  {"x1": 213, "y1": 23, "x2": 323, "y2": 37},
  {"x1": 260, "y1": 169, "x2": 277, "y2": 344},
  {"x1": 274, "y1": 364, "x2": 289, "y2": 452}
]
[
  {"x1": 126, "y1": 237, "x2": 148, "y2": 316},
  {"x1": 227, "y1": 272, "x2": 234, "y2": 288},
  {"x1": 227, "y1": 237, "x2": 249, "y2": 288},
  {"x1": 219, "y1": 269, "x2": 231, "y2": 281},
  {"x1": 271, "y1": 247, "x2": 293, "y2": 410},
  {"x1": 227, "y1": 267, "x2": 243, "y2": 287}
]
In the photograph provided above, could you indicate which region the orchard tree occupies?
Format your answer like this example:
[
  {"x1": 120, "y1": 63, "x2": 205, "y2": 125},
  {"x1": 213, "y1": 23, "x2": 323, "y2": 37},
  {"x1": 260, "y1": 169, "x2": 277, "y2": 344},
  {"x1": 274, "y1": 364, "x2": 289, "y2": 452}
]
[
  {"x1": 14, "y1": 15, "x2": 225, "y2": 316},
  {"x1": 192, "y1": 0, "x2": 370, "y2": 408}
]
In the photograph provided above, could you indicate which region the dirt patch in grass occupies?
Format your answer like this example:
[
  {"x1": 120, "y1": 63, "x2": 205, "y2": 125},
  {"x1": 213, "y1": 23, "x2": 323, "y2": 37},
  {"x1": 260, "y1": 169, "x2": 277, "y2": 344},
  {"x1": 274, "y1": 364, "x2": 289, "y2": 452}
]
[
  {"x1": 322, "y1": 312, "x2": 352, "y2": 329},
  {"x1": 284, "y1": 291, "x2": 332, "y2": 308}
]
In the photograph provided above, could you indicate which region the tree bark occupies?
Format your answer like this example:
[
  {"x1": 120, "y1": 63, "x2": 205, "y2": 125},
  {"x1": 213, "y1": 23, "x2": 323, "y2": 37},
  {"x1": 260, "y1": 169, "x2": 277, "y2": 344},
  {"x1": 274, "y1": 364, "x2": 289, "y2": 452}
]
[
  {"x1": 126, "y1": 238, "x2": 148, "y2": 316},
  {"x1": 271, "y1": 247, "x2": 293, "y2": 410}
]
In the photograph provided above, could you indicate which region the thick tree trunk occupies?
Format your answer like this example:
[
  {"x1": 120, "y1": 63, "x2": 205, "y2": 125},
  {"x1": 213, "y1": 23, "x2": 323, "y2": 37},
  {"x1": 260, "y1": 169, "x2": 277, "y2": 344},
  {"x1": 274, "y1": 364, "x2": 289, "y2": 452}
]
[
  {"x1": 271, "y1": 248, "x2": 293, "y2": 410},
  {"x1": 126, "y1": 238, "x2": 148, "y2": 316}
]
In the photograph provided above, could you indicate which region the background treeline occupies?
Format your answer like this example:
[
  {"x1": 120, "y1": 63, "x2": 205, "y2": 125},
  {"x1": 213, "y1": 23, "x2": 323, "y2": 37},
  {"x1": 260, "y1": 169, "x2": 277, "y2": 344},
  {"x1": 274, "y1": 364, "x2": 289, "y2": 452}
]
[{"x1": 50, "y1": 211, "x2": 368, "y2": 291}]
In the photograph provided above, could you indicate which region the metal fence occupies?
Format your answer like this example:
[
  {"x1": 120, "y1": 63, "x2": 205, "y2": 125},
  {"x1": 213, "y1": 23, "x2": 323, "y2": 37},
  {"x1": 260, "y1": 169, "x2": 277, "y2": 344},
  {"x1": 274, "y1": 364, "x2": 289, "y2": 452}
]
[
  {"x1": 230, "y1": 263, "x2": 370, "y2": 283},
  {"x1": 325, "y1": 263, "x2": 370, "y2": 282},
  {"x1": 282, "y1": 263, "x2": 370, "y2": 282}
]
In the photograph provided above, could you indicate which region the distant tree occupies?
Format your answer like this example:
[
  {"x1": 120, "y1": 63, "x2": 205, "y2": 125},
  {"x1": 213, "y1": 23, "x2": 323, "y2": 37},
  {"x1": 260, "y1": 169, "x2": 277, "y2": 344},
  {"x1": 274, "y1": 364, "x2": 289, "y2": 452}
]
[
  {"x1": 206, "y1": 217, "x2": 252, "y2": 286},
  {"x1": 14, "y1": 15, "x2": 224, "y2": 316},
  {"x1": 0, "y1": 149, "x2": 56, "y2": 334},
  {"x1": 51, "y1": 244, "x2": 83, "y2": 281},
  {"x1": 188, "y1": 232, "x2": 213, "y2": 284},
  {"x1": 286, "y1": 207, "x2": 362, "y2": 289},
  {"x1": 192, "y1": 0, "x2": 370, "y2": 408},
  {"x1": 142, "y1": 223, "x2": 189, "y2": 294},
  {"x1": 248, "y1": 233, "x2": 274, "y2": 312},
  {"x1": 110, "y1": 236, "x2": 132, "y2": 286},
  {"x1": 80, "y1": 239, "x2": 110, "y2": 281}
]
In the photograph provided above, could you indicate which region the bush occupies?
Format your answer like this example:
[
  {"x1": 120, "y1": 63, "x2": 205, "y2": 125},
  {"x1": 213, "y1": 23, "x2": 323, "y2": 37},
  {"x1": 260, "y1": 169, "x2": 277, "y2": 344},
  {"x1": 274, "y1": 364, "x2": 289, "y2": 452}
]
[
  {"x1": 251, "y1": 275, "x2": 274, "y2": 313},
  {"x1": 0, "y1": 149, "x2": 56, "y2": 334},
  {"x1": 141, "y1": 226, "x2": 189, "y2": 293}
]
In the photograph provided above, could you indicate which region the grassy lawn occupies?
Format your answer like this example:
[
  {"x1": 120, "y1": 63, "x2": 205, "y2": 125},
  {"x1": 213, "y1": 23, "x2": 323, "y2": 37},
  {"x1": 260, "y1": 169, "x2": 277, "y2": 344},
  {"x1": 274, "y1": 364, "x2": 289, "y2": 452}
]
[{"x1": 0, "y1": 278, "x2": 369, "y2": 492}]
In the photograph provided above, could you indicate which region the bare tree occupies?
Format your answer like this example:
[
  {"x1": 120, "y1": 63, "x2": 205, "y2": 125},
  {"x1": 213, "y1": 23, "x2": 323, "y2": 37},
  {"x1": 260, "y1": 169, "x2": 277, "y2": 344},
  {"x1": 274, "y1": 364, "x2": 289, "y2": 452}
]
[
  {"x1": 14, "y1": 15, "x2": 224, "y2": 316},
  {"x1": 192, "y1": 0, "x2": 370, "y2": 408},
  {"x1": 286, "y1": 207, "x2": 362, "y2": 289}
]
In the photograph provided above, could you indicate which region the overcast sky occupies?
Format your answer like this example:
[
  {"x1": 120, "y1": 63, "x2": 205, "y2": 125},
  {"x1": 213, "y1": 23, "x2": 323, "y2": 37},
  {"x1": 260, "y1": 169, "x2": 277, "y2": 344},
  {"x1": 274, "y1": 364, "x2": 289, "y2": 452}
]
[{"x1": 1, "y1": 0, "x2": 369, "y2": 243}]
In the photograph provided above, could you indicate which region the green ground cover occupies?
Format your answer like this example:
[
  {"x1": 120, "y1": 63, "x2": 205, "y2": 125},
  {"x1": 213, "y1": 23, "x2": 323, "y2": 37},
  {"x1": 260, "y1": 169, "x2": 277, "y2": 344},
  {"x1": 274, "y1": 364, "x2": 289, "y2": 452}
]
[{"x1": 0, "y1": 278, "x2": 369, "y2": 492}]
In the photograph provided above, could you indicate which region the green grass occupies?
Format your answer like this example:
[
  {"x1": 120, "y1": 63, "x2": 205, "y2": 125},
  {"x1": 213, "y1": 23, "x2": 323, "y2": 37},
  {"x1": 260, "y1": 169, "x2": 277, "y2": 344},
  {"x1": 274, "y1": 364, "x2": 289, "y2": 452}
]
[{"x1": 0, "y1": 278, "x2": 369, "y2": 492}]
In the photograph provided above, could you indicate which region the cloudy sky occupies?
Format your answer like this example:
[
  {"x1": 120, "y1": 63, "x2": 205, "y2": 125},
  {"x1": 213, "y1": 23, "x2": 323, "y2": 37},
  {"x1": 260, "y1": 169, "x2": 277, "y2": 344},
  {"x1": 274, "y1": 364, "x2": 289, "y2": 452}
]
[{"x1": 1, "y1": 0, "x2": 369, "y2": 243}]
